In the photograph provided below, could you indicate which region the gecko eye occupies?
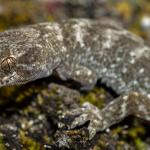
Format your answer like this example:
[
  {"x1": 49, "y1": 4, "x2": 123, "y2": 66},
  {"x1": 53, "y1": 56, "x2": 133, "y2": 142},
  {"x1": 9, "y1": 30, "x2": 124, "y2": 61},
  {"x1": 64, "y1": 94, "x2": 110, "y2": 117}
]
[{"x1": 0, "y1": 56, "x2": 16, "y2": 74}]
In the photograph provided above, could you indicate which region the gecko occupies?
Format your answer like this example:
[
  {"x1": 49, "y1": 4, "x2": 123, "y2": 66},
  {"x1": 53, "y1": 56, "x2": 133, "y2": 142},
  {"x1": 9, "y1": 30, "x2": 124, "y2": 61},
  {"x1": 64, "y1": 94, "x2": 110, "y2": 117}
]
[{"x1": 0, "y1": 19, "x2": 149, "y2": 139}]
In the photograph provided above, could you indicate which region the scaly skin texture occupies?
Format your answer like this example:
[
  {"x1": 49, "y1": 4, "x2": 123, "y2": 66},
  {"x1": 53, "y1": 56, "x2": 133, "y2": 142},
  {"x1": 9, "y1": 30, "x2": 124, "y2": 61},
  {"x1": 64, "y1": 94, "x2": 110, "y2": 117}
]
[{"x1": 0, "y1": 19, "x2": 150, "y2": 139}]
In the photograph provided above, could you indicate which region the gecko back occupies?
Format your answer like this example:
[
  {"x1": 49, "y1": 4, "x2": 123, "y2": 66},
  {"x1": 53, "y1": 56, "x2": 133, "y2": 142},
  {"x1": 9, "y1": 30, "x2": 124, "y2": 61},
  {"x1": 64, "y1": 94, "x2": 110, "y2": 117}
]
[{"x1": 57, "y1": 19, "x2": 150, "y2": 95}]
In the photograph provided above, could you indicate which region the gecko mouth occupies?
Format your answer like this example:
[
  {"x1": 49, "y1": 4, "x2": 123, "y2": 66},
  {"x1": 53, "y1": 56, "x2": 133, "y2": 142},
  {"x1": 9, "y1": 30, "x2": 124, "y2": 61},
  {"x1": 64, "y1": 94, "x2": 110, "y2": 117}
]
[
  {"x1": 0, "y1": 76, "x2": 35, "y2": 88},
  {"x1": 0, "y1": 62, "x2": 47, "y2": 87},
  {"x1": 0, "y1": 70, "x2": 38, "y2": 87}
]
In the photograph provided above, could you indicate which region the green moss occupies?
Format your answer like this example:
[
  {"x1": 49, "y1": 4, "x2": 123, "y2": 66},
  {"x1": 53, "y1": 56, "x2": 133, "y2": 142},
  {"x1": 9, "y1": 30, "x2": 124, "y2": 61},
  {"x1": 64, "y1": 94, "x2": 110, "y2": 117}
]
[
  {"x1": 128, "y1": 126, "x2": 145, "y2": 138},
  {"x1": 0, "y1": 135, "x2": 6, "y2": 150},
  {"x1": 80, "y1": 88, "x2": 106, "y2": 109},
  {"x1": 19, "y1": 131, "x2": 43, "y2": 150},
  {"x1": 43, "y1": 135, "x2": 53, "y2": 145},
  {"x1": 135, "y1": 138, "x2": 147, "y2": 150},
  {"x1": 128, "y1": 126, "x2": 147, "y2": 150}
]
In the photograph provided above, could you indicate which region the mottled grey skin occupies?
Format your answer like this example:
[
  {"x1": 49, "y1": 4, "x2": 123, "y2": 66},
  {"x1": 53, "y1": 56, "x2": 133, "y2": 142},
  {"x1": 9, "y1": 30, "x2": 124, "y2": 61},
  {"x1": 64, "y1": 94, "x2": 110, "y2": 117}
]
[{"x1": 0, "y1": 19, "x2": 150, "y2": 139}]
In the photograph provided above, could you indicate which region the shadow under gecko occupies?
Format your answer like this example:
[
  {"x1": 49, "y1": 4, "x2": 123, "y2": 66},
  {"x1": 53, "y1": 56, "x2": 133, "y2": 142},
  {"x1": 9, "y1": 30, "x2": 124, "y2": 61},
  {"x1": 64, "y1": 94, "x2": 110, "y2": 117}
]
[{"x1": 0, "y1": 19, "x2": 149, "y2": 139}]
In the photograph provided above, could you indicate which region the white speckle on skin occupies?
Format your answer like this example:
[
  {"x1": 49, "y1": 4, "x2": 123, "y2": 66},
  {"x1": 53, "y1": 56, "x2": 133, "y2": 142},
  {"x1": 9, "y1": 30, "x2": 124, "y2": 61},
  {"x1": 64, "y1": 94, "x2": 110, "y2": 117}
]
[
  {"x1": 122, "y1": 67, "x2": 128, "y2": 74},
  {"x1": 139, "y1": 68, "x2": 144, "y2": 74},
  {"x1": 103, "y1": 29, "x2": 114, "y2": 49},
  {"x1": 73, "y1": 24, "x2": 85, "y2": 47},
  {"x1": 132, "y1": 92, "x2": 139, "y2": 96},
  {"x1": 123, "y1": 95, "x2": 129, "y2": 100},
  {"x1": 134, "y1": 47, "x2": 149, "y2": 59},
  {"x1": 138, "y1": 104, "x2": 146, "y2": 112},
  {"x1": 89, "y1": 79, "x2": 94, "y2": 83},
  {"x1": 87, "y1": 70, "x2": 92, "y2": 76},
  {"x1": 110, "y1": 64, "x2": 116, "y2": 68},
  {"x1": 45, "y1": 26, "x2": 52, "y2": 30},
  {"x1": 106, "y1": 128, "x2": 110, "y2": 133},
  {"x1": 133, "y1": 80, "x2": 138, "y2": 85},
  {"x1": 57, "y1": 34, "x2": 63, "y2": 41},
  {"x1": 102, "y1": 68, "x2": 108, "y2": 73},
  {"x1": 36, "y1": 44, "x2": 43, "y2": 48},
  {"x1": 66, "y1": 54, "x2": 70, "y2": 58},
  {"x1": 61, "y1": 46, "x2": 67, "y2": 53},
  {"x1": 130, "y1": 59, "x2": 135, "y2": 64},
  {"x1": 120, "y1": 101, "x2": 127, "y2": 118},
  {"x1": 43, "y1": 34, "x2": 49, "y2": 38},
  {"x1": 116, "y1": 57, "x2": 121, "y2": 62},
  {"x1": 45, "y1": 23, "x2": 59, "y2": 30},
  {"x1": 130, "y1": 52, "x2": 136, "y2": 57},
  {"x1": 76, "y1": 70, "x2": 80, "y2": 76}
]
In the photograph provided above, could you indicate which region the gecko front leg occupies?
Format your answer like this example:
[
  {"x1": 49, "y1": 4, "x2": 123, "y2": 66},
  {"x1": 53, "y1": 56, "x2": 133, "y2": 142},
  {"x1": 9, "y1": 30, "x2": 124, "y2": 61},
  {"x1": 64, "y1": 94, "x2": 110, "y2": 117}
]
[
  {"x1": 56, "y1": 63, "x2": 98, "y2": 90},
  {"x1": 67, "y1": 92, "x2": 150, "y2": 139}
]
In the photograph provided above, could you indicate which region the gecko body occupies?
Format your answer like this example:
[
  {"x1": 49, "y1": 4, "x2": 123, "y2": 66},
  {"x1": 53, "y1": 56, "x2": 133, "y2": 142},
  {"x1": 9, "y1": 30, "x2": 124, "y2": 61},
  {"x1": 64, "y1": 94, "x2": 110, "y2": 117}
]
[{"x1": 0, "y1": 19, "x2": 150, "y2": 139}]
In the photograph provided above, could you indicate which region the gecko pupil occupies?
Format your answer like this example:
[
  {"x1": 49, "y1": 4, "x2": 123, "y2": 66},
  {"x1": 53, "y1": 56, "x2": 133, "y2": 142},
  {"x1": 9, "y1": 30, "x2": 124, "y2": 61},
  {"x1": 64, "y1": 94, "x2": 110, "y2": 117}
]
[{"x1": 0, "y1": 56, "x2": 16, "y2": 74}]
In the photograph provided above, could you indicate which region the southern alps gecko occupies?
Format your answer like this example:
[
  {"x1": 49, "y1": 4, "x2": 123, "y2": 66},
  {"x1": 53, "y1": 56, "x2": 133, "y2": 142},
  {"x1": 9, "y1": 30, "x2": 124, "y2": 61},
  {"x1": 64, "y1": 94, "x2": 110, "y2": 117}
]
[{"x1": 0, "y1": 19, "x2": 149, "y2": 139}]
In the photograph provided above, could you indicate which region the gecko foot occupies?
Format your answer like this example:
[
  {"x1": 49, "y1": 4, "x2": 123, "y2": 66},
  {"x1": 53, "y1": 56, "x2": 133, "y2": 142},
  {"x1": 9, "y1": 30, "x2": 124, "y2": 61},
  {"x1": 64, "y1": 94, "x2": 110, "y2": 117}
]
[
  {"x1": 63, "y1": 92, "x2": 150, "y2": 141},
  {"x1": 68, "y1": 102, "x2": 103, "y2": 140}
]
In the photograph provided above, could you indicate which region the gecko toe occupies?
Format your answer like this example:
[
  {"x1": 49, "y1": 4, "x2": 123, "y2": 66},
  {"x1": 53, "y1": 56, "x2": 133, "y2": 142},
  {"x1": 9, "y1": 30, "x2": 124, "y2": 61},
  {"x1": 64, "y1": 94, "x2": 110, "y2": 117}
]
[
  {"x1": 70, "y1": 113, "x2": 89, "y2": 129},
  {"x1": 69, "y1": 102, "x2": 103, "y2": 139},
  {"x1": 88, "y1": 125, "x2": 97, "y2": 140}
]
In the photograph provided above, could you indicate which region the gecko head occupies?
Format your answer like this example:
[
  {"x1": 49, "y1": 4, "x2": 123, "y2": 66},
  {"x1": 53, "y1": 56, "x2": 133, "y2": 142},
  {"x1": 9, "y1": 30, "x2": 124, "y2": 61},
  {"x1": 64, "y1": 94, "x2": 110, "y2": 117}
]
[{"x1": 0, "y1": 28, "x2": 46, "y2": 87}]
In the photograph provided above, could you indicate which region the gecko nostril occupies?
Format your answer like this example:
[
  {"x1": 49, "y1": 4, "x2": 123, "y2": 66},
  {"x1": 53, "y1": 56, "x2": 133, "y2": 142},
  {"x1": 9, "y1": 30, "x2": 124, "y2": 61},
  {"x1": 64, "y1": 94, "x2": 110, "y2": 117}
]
[{"x1": 0, "y1": 56, "x2": 16, "y2": 74}]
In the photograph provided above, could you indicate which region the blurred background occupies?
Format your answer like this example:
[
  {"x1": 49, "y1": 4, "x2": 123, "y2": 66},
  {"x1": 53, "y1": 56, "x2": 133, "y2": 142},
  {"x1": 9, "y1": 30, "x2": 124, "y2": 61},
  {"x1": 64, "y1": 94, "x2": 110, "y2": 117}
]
[{"x1": 0, "y1": 0, "x2": 150, "y2": 42}]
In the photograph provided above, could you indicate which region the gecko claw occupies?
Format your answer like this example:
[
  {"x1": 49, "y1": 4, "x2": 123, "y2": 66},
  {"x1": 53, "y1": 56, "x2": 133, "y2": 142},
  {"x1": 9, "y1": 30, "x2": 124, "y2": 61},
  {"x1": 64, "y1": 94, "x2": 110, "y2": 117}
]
[
  {"x1": 88, "y1": 125, "x2": 97, "y2": 140},
  {"x1": 70, "y1": 113, "x2": 89, "y2": 129},
  {"x1": 68, "y1": 102, "x2": 103, "y2": 140}
]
